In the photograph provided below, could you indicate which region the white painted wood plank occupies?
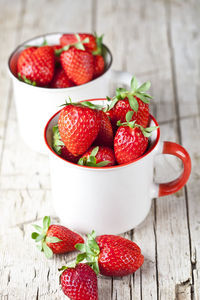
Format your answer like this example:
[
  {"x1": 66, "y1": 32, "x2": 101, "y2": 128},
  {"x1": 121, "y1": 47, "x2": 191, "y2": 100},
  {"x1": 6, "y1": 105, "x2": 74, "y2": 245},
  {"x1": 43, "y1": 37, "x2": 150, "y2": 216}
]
[
  {"x1": 179, "y1": 116, "x2": 200, "y2": 299},
  {"x1": 169, "y1": 0, "x2": 200, "y2": 118},
  {"x1": 0, "y1": 0, "x2": 22, "y2": 161}
]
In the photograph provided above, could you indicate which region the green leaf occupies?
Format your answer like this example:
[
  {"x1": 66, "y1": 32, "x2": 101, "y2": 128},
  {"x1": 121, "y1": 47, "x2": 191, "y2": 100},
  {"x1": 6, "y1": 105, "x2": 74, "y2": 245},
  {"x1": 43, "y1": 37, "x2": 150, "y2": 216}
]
[
  {"x1": 81, "y1": 37, "x2": 89, "y2": 44},
  {"x1": 46, "y1": 236, "x2": 62, "y2": 243},
  {"x1": 80, "y1": 101, "x2": 103, "y2": 110},
  {"x1": 77, "y1": 157, "x2": 84, "y2": 166},
  {"x1": 116, "y1": 87, "x2": 127, "y2": 99},
  {"x1": 74, "y1": 41, "x2": 85, "y2": 50},
  {"x1": 128, "y1": 94, "x2": 139, "y2": 112},
  {"x1": 75, "y1": 243, "x2": 86, "y2": 252},
  {"x1": 31, "y1": 232, "x2": 39, "y2": 239},
  {"x1": 96, "y1": 161, "x2": 110, "y2": 167},
  {"x1": 144, "y1": 126, "x2": 159, "y2": 132},
  {"x1": 43, "y1": 242, "x2": 53, "y2": 259},
  {"x1": 90, "y1": 146, "x2": 99, "y2": 157},
  {"x1": 125, "y1": 111, "x2": 134, "y2": 123},
  {"x1": 58, "y1": 265, "x2": 68, "y2": 271},
  {"x1": 76, "y1": 253, "x2": 87, "y2": 263},
  {"x1": 107, "y1": 97, "x2": 119, "y2": 111},
  {"x1": 43, "y1": 216, "x2": 50, "y2": 233},
  {"x1": 137, "y1": 81, "x2": 151, "y2": 92},
  {"x1": 35, "y1": 233, "x2": 46, "y2": 243},
  {"x1": 41, "y1": 38, "x2": 48, "y2": 46},
  {"x1": 36, "y1": 243, "x2": 43, "y2": 252},
  {"x1": 134, "y1": 93, "x2": 150, "y2": 104},
  {"x1": 32, "y1": 224, "x2": 43, "y2": 233},
  {"x1": 143, "y1": 93, "x2": 153, "y2": 99},
  {"x1": 131, "y1": 76, "x2": 138, "y2": 91}
]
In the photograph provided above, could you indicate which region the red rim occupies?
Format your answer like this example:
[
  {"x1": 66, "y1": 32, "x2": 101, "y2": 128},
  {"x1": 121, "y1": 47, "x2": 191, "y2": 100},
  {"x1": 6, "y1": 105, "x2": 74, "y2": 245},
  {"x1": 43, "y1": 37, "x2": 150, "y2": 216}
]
[{"x1": 44, "y1": 98, "x2": 160, "y2": 170}]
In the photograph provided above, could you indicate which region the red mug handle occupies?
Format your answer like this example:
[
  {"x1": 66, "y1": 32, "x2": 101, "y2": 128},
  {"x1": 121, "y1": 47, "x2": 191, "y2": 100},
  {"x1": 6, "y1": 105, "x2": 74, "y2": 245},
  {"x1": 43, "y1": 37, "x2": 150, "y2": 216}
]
[{"x1": 158, "y1": 141, "x2": 191, "y2": 197}]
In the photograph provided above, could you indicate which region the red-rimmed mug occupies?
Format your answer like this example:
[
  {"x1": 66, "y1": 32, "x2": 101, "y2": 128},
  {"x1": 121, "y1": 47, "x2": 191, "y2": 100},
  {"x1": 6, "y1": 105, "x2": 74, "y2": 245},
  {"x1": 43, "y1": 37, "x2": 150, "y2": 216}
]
[{"x1": 44, "y1": 99, "x2": 191, "y2": 235}]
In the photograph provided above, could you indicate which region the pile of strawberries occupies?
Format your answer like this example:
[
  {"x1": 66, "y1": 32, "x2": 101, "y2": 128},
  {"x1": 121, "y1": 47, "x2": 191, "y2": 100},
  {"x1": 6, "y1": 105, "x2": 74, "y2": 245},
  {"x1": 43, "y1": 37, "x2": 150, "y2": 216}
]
[
  {"x1": 17, "y1": 33, "x2": 105, "y2": 88},
  {"x1": 32, "y1": 216, "x2": 144, "y2": 299},
  {"x1": 53, "y1": 76, "x2": 158, "y2": 167}
]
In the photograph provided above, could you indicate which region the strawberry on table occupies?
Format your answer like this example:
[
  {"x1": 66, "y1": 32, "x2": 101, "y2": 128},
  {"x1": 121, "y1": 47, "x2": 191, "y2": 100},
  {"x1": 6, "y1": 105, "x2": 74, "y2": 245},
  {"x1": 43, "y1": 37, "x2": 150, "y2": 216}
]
[
  {"x1": 52, "y1": 125, "x2": 79, "y2": 163},
  {"x1": 58, "y1": 101, "x2": 101, "y2": 156},
  {"x1": 31, "y1": 216, "x2": 84, "y2": 258},
  {"x1": 17, "y1": 45, "x2": 55, "y2": 86},
  {"x1": 60, "y1": 33, "x2": 97, "y2": 52},
  {"x1": 50, "y1": 67, "x2": 74, "y2": 88},
  {"x1": 75, "y1": 230, "x2": 144, "y2": 277},
  {"x1": 106, "y1": 76, "x2": 152, "y2": 129},
  {"x1": 94, "y1": 110, "x2": 113, "y2": 147},
  {"x1": 114, "y1": 111, "x2": 158, "y2": 165},
  {"x1": 60, "y1": 263, "x2": 98, "y2": 300},
  {"x1": 78, "y1": 146, "x2": 115, "y2": 167}
]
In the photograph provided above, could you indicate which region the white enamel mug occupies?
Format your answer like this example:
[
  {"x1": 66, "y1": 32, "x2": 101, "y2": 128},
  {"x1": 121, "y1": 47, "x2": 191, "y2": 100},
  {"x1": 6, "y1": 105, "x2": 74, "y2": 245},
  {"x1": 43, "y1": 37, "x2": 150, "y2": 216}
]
[
  {"x1": 8, "y1": 33, "x2": 132, "y2": 154},
  {"x1": 44, "y1": 99, "x2": 191, "y2": 235}
]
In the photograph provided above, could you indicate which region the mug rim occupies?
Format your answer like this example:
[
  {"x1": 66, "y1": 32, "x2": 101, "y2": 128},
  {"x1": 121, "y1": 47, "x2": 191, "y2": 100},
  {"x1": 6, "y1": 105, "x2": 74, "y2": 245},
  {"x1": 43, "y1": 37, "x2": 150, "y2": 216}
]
[
  {"x1": 7, "y1": 32, "x2": 113, "y2": 92},
  {"x1": 44, "y1": 98, "x2": 160, "y2": 170}
]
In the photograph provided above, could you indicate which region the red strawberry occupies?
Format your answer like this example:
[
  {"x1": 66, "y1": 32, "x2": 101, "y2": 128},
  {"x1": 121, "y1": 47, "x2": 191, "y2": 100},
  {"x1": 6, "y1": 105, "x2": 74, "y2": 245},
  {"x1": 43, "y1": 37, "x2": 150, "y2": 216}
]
[
  {"x1": 52, "y1": 125, "x2": 79, "y2": 163},
  {"x1": 78, "y1": 146, "x2": 115, "y2": 167},
  {"x1": 58, "y1": 102, "x2": 101, "y2": 156},
  {"x1": 94, "y1": 110, "x2": 113, "y2": 147},
  {"x1": 60, "y1": 263, "x2": 98, "y2": 300},
  {"x1": 50, "y1": 68, "x2": 74, "y2": 88},
  {"x1": 61, "y1": 47, "x2": 94, "y2": 85},
  {"x1": 60, "y1": 33, "x2": 97, "y2": 52},
  {"x1": 93, "y1": 55, "x2": 105, "y2": 78},
  {"x1": 114, "y1": 111, "x2": 158, "y2": 164},
  {"x1": 31, "y1": 216, "x2": 84, "y2": 258},
  {"x1": 75, "y1": 231, "x2": 144, "y2": 277},
  {"x1": 17, "y1": 46, "x2": 55, "y2": 86},
  {"x1": 106, "y1": 76, "x2": 152, "y2": 128}
]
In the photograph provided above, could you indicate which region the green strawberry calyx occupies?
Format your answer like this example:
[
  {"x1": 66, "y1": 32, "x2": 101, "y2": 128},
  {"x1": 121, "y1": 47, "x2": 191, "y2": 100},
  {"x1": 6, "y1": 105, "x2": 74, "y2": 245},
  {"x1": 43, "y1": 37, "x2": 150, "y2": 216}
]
[
  {"x1": 92, "y1": 33, "x2": 104, "y2": 56},
  {"x1": 74, "y1": 230, "x2": 100, "y2": 275},
  {"x1": 105, "y1": 76, "x2": 152, "y2": 113},
  {"x1": 60, "y1": 98, "x2": 105, "y2": 111},
  {"x1": 117, "y1": 111, "x2": 159, "y2": 137},
  {"x1": 78, "y1": 146, "x2": 111, "y2": 167},
  {"x1": 55, "y1": 34, "x2": 90, "y2": 56},
  {"x1": 52, "y1": 125, "x2": 65, "y2": 155},
  {"x1": 31, "y1": 216, "x2": 62, "y2": 259},
  {"x1": 18, "y1": 73, "x2": 36, "y2": 86}
]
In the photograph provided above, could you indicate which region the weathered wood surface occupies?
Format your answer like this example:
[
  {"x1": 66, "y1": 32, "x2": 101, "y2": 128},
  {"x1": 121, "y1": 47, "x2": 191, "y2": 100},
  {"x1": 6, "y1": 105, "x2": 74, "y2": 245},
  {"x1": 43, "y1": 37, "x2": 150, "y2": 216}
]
[{"x1": 0, "y1": 0, "x2": 199, "y2": 299}]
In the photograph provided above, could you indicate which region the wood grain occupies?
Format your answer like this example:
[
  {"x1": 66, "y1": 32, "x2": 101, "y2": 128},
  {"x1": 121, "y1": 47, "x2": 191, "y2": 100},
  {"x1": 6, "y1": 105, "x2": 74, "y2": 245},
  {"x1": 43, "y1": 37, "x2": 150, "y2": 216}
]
[{"x1": 0, "y1": 0, "x2": 199, "y2": 299}]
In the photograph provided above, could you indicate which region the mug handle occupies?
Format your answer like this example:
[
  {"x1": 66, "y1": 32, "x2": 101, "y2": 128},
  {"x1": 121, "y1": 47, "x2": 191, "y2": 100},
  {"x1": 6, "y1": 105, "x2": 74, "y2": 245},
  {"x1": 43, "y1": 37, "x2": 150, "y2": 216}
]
[
  {"x1": 110, "y1": 69, "x2": 133, "y2": 86},
  {"x1": 155, "y1": 141, "x2": 191, "y2": 197}
]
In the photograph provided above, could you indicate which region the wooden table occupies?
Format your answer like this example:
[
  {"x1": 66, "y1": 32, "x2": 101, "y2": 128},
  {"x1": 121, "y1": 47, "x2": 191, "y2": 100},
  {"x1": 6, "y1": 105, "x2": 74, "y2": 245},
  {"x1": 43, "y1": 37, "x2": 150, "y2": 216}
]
[{"x1": 0, "y1": 0, "x2": 199, "y2": 299}]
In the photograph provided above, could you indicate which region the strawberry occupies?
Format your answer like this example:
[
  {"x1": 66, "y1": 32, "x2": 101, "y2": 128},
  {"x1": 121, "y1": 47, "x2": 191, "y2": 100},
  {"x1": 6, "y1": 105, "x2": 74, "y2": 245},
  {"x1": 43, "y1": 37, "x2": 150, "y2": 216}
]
[
  {"x1": 105, "y1": 76, "x2": 152, "y2": 128},
  {"x1": 60, "y1": 33, "x2": 97, "y2": 52},
  {"x1": 52, "y1": 125, "x2": 79, "y2": 163},
  {"x1": 50, "y1": 67, "x2": 74, "y2": 88},
  {"x1": 60, "y1": 263, "x2": 98, "y2": 300},
  {"x1": 93, "y1": 55, "x2": 105, "y2": 78},
  {"x1": 94, "y1": 110, "x2": 113, "y2": 147},
  {"x1": 78, "y1": 146, "x2": 115, "y2": 167},
  {"x1": 60, "y1": 47, "x2": 94, "y2": 85},
  {"x1": 58, "y1": 101, "x2": 101, "y2": 156},
  {"x1": 17, "y1": 45, "x2": 55, "y2": 86},
  {"x1": 75, "y1": 231, "x2": 144, "y2": 277},
  {"x1": 31, "y1": 216, "x2": 84, "y2": 258},
  {"x1": 114, "y1": 111, "x2": 158, "y2": 164}
]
